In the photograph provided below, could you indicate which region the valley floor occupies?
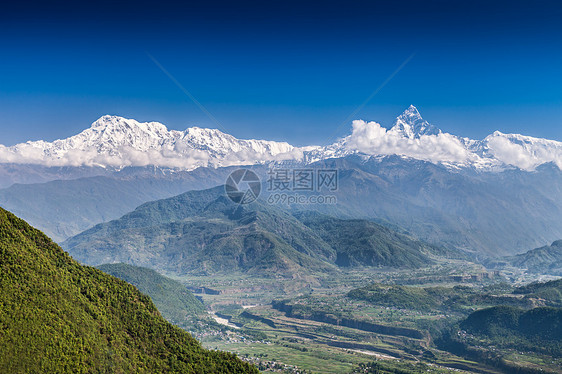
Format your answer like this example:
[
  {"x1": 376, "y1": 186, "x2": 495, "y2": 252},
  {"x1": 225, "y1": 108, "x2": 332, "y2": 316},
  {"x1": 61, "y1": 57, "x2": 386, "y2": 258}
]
[{"x1": 162, "y1": 261, "x2": 561, "y2": 374}]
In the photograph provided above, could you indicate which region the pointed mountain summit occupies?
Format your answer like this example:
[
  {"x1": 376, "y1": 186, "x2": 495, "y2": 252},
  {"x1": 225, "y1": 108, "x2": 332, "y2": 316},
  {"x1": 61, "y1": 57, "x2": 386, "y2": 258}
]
[
  {"x1": 390, "y1": 105, "x2": 442, "y2": 138},
  {"x1": 90, "y1": 115, "x2": 169, "y2": 134},
  {"x1": 1, "y1": 115, "x2": 295, "y2": 170}
]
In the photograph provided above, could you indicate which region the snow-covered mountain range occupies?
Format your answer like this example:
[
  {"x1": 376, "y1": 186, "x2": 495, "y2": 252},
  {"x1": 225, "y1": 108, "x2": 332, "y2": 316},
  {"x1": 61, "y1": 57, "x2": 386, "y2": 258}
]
[
  {"x1": 0, "y1": 115, "x2": 300, "y2": 170},
  {"x1": 1, "y1": 105, "x2": 561, "y2": 171}
]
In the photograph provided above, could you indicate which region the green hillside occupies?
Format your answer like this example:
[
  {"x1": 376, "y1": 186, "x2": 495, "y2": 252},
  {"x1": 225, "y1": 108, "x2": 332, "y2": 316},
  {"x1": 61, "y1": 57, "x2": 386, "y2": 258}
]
[
  {"x1": 97, "y1": 263, "x2": 205, "y2": 328},
  {"x1": 63, "y1": 186, "x2": 448, "y2": 277},
  {"x1": 62, "y1": 186, "x2": 338, "y2": 276},
  {"x1": 0, "y1": 207, "x2": 257, "y2": 373},
  {"x1": 514, "y1": 278, "x2": 562, "y2": 306},
  {"x1": 295, "y1": 212, "x2": 451, "y2": 268},
  {"x1": 459, "y1": 306, "x2": 562, "y2": 356},
  {"x1": 515, "y1": 278, "x2": 562, "y2": 294},
  {"x1": 347, "y1": 283, "x2": 532, "y2": 313},
  {"x1": 492, "y1": 240, "x2": 562, "y2": 275}
]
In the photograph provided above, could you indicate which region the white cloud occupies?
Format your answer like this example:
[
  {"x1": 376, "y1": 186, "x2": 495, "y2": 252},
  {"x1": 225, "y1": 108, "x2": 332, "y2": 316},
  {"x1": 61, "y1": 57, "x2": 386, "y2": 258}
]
[
  {"x1": 486, "y1": 133, "x2": 562, "y2": 171},
  {"x1": 0, "y1": 144, "x2": 212, "y2": 169},
  {"x1": 0, "y1": 139, "x2": 302, "y2": 170},
  {"x1": 0, "y1": 116, "x2": 301, "y2": 170},
  {"x1": 346, "y1": 120, "x2": 472, "y2": 164},
  {"x1": 2, "y1": 115, "x2": 562, "y2": 172}
]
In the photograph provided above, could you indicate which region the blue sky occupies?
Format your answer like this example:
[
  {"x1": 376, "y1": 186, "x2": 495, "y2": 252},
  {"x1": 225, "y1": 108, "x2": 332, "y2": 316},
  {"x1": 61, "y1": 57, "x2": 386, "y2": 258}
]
[{"x1": 1, "y1": 0, "x2": 562, "y2": 146}]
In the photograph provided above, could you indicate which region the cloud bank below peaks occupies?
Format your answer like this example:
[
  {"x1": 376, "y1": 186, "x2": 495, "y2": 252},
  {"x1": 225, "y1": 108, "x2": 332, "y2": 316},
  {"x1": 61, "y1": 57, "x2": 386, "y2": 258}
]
[
  {"x1": 484, "y1": 131, "x2": 562, "y2": 171},
  {"x1": 1, "y1": 108, "x2": 562, "y2": 172},
  {"x1": 339, "y1": 105, "x2": 562, "y2": 171},
  {"x1": 346, "y1": 120, "x2": 473, "y2": 165},
  {"x1": 0, "y1": 116, "x2": 301, "y2": 170}
]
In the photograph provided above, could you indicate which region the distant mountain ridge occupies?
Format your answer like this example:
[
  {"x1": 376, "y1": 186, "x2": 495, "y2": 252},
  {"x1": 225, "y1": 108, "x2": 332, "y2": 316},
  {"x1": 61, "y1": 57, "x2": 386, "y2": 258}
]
[
  {"x1": 0, "y1": 167, "x2": 235, "y2": 241},
  {"x1": 3, "y1": 106, "x2": 562, "y2": 257},
  {"x1": 486, "y1": 240, "x2": 562, "y2": 275},
  {"x1": 4, "y1": 152, "x2": 562, "y2": 255},
  {"x1": 2, "y1": 106, "x2": 562, "y2": 178},
  {"x1": 62, "y1": 186, "x2": 338, "y2": 276},
  {"x1": 294, "y1": 211, "x2": 456, "y2": 268},
  {"x1": 62, "y1": 186, "x2": 449, "y2": 276},
  {"x1": 291, "y1": 155, "x2": 562, "y2": 256},
  {"x1": 0, "y1": 115, "x2": 297, "y2": 172}
]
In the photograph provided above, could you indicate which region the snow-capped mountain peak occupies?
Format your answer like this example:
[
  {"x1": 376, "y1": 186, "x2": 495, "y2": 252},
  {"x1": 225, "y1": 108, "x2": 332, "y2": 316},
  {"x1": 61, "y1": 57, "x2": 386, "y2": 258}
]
[
  {"x1": 0, "y1": 116, "x2": 297, "y2": 169},
  {"x1": 1, "y1": 107, "x2": 562, "y2": 172},
  {"x1": 336, "y1": 106, "x2": 562, "y2": 171},
  {"x1": 481, "y1": 130, "x2": 562, "y2": 171},
  {"x1": 389, "y1": 105, "x2": 442, "y2": 138},
  {"x1": 89, "y1": 116, "x2": 172, "y2": 140},
  {"x1": 77, "y1": 116, "x2": 178, "y2": 150}
]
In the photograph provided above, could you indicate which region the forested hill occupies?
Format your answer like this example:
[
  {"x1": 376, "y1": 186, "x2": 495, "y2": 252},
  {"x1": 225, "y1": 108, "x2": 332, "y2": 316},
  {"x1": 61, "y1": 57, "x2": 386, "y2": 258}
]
[
  {"x1": 97, "y1": 263, "x2": 205, "y2": 328},
  {"x1": 0, "y1": 207, "x2": 257, "y2": 373}
]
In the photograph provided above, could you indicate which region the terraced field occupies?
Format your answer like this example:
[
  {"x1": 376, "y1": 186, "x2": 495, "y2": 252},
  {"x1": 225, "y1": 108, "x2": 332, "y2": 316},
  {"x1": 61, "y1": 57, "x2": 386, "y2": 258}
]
[{"x1": 167, "y1": 266, "x2": 524, "y2": 373}]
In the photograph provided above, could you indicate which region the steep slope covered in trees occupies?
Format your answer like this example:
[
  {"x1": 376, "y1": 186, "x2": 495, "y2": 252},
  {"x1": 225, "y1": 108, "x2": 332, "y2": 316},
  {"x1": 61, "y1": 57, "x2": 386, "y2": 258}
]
[{"x1": 0, "y1": 207, "x2": 257, "y2": 373}]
